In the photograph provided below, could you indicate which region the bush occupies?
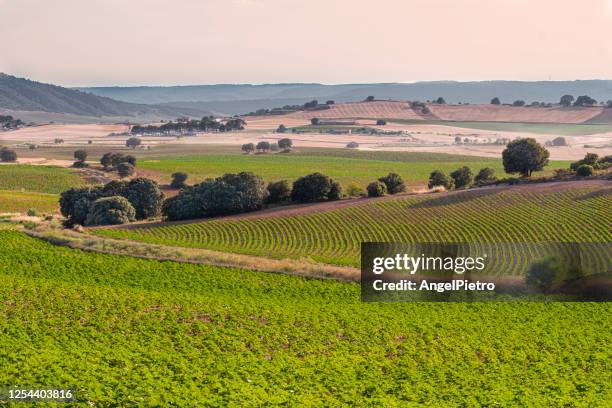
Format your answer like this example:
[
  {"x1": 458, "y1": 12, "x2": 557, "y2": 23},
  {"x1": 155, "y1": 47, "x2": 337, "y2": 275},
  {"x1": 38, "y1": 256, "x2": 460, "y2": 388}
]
[
  {"x1": 85, "y1": 196, "x2": 136, "y2": 226},
  {"x1": 310, "y1": 118, "x2": 320, "y2": 125},
  {"x1": 502, "y1": 138, "x2": 549, "y2": 177},
  {"x1": 101, "y1": 152, "x2": 136, "y2": 170},
  {"x1": 126, "y1": 137, "x2": 142, "y2": 148},
  {"x1": 278, "y1": 138, "x2": 292, "y2": 149},
  {"x1": 346, "y1": 141, "x2": 359, "y2": 149},
  {"x1": 365, "y1": 96, "x2": 375, "y2": 102},
  {"x1": 72, "y1": 161, "x2": 88, "y2": 168},
  {"x1": 428, "y1": 170, "x2": 452, "y2": 189},
  {"x1": 421, "y1": 106, "x2": 431, "y2": 114},
  {"x1": 0, "y1": 147, "x2": 17, "y2": 162},
  {"x1": 267, "y1": 180, "x2": 291, "y2": 204},
  {"x1": 475, "y1": 168, "x2": 496, "y2": 185},
  {"x1": 551, "y1": 137, "x2": 568, "y2": 146},
  {"x1": 376, "y1": 119, "x2": 387, "y2": 125},
  {"x1": 123, "y1": 178, "x2": 164, "y2": 220},
  {"x1": 162, "y1": 172, "x2": 267, "y2": 221},
  {"x1": 570, "y1": 153, "x2": 599, "y2": 171},
  {"x1": 491, "y1": 97, "x2": 501, "y2": 105},
  {"x1": 74, "y1": 149, "x2": 88, "y2": 162},
  {"x1": 117, "y1": 162, "x2": 135, "y2": 178},
  {"x1": 450, "y1": 166, "x2": 474, "y2": 189},
  {"x1": 346, "y1": 182, "x2": 365, "y2": 197},
  {"x1": 378, "y1": 172, "x2": 406, "y2": 194},
  {"x1": 576, "y1": 164, "x2": 594, "y2": 177},
  {"x1": 291, "y1": 173, "x2": 342, "y2": 203},
  {"x1": 241, "y1": 143, "x2": 255, "y2": 154},
  {"x1": 26, "y1": 208, "x2": 38, "y2": 217},
  {"x1": 276, "y1": 124, "x2": 287, "y2": 133},
  {"x1": 367, "y1": 181, "x2": 387, "y2": 197},
  {"x1": 170, "y1": 172, "x2": 188, "y2": 189},
  {"x1": 256, "y1": 141, "x2": 271, "y2": 152},
  {"x1": 100, "y1": 152, "x2": 114, "y2": 169}
]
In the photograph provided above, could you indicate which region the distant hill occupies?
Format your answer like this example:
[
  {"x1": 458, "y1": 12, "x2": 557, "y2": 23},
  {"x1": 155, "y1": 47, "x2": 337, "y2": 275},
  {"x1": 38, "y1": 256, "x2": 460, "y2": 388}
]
[
  {"x1": 0, "y1": 73, "x2": 207, "y2": 120},
  {"x1": 77, "y1": 80, "x2": 612, "y2": 116}
]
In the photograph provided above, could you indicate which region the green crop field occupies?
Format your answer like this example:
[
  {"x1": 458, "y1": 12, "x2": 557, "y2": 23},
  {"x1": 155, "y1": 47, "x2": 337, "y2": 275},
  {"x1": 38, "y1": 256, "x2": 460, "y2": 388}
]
[
  {"x1": 1, "y1": 230, "x2": 610, "y2": 405},
  {"x1": 0, "y1": 190, "x2": 59, "y2": 214},
  {"x1": 0, "y1": 165, "x2": 84, "y2": 194},
  {"x1": 99, "y1": 183, "x2": 611, "y2": 267},
  {"x1": 138, "y1": 152, "x2": 569, "y2": 188}
]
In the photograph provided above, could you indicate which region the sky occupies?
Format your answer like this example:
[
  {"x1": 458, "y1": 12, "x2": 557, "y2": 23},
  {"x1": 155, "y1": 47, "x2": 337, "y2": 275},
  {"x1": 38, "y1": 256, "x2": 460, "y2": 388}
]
[{"x1": 1, "y1": 0, "x2": 611, "y2": 86}]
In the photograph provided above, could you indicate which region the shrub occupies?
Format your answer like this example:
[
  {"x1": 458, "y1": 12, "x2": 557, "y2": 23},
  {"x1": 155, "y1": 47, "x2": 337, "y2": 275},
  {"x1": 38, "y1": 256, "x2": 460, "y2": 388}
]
[
  {"x1": 162, "y1": 172, "x2": 267, "y2": 221},
  {"x1": 576, "y1": 164, "x2": 594, "y2": 177},
  {"x1": 0, "y1": 147, "x2": 17, "y2": 162},
  {"x1": 502, "y1": 138, "x2": 549, "y2": 177},
  {"x1": 126, "y1": 137, "x2": 142, "y2": 148},
  {"x1": 491, "y1": 97, "x2": 501, "y2": 105},
  {"x1": 85, "y1": 196, "x2": 136, "y2": 226},
  {"x1": 276, "y1": 124, "x2": 287, "y2": 133},
  {"x1": 117, "y1": 162, "x2": 135, "y2": 178},
  {"x1": 450, "y1": 166, "x2": 473, "y2": 188},
  {"x1": 241, "y1": 143, "x2": 255, "y2": 154},
  {"x1": 170, "y1": 172, "x2": 188, "y2": 189},
  {"x1": 26, "y1": 208, "x2": 38, "y2": 217},
  {"x1": 570, "y1": 153, "x2": 599, "y2": 171},
  {"x1": 346, "y1": 182, "x2": 365, "y2": 197},
  {"x1": 421, "y1": 106, "x2": 431, "y2": 114},
  {"x1": 74, "y1": 149, "x2": 88, "y2": 162},
  {"x1": 376, "y1": 119, "x2": 387, "y2": 125},
  {"x1": 291, "y1": 173, "x2": 342, "y2": 203},
  {"x1": 123, "y1": 178, "x2": 164, "y2": 220},
  {"x1": 72, "y1": 161, "x2": 88, "y2": 168},
  {"x1": 100, "y1": 152, "x2": 114, "y2": 169},
  {"x1": 512, "y1": 100, "x2": 525, "y2": 107},
  {"x1": 428, "y1": 170, "x2": 452, "y2": 189},
  {"x1": 267, "y1": 180, "x2": 291, "y2": 203},
  {"x1": 435, "y1": 97, "x2": 446, "y2": 104},
  {"x1": 278, "y1": 138, "x2": 293, "y2": 149},
  {"x1": 346, "y1": 141, "x2": 359, "y2": 149},
  {"x1": 367, "y1": 181, "x2": 387, "y2": 197},
  {"x1": 474, "y1": 168, "x2": 496, "y2": 185},
  {"x1": 378, "y1": 172, "x2": 406, "y2": 194},
  {"x1": 256, "y1": 141, "x2": 271, "y2": 152},
  {"x1": 551, "y1": 137, "x2": 568, "y2": 146},
  {"x1": 311, "y1": 118, "x2": 320, "y2": 125},
  {"x1": 365, "y1": 96, "x2": 375, "y2": 102}
]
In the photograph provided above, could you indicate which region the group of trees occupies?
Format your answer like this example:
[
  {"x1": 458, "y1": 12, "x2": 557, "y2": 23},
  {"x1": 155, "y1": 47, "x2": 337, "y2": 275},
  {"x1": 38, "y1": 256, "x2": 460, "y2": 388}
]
[
  {"x1": 131, "y1": 117, "x2": 246, "y2": 136},
  {"x1": 367, "y1": 173, "x2": 406, "y2": 197},
  {"x1": 60, "y1": 178, "x2": 164, "y2": 226},
  {"x1": 0, "y1": 146, "x2": 17, "y2": 162},
  {"x1": 100, "y1": 152, "x2": 137, "y2": 178},
  {"x1": 569, "y1": 153, "x2": 611, "y2": 177},
  {"x1": 545, "y1": 137, "x2": 568, "y2": 147},
  {"x1": 559, "y1": 95, "x2": 597, "y2": 107},
  {"x1": 0, "y1": 115, "x2": 25, "y2": 130},
  {"x1": 428, "y1": 167, "x2": 497, "y2": 190},
  {"x1": 241, "y1": 138, "x2": 292, "y2": 154},
  {"x1": 246, "y1": 100, "x2": 331, "y2": 116}
]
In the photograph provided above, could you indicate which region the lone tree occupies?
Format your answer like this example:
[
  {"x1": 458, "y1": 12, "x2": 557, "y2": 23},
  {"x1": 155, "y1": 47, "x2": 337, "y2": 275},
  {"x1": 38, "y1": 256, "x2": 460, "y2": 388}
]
[
  {"x1": 435, "y1": 97, "x2": 446, "y2": 104},
  {"x1": 428, "y1": 170, "x2": 452, "y2": 189},
  {"x1": 365, "y1": 96, "x2": 375, "y2": 102},
  {"x1": 573, "y1": 95, "x2": 596, "y2": 107},
  {"x1": 0, "y1": 147, "x2": 17, "y2": 162},
  {"x1": 326, "y1": 100, "x2": 335, "y2": 105},
  {"x1": 256, "y1": 141, "x2": 271, "y2": 152},
  {"x1": 241, "y1": 143, "x2": 255, "y2": 154},
  {"x1": 74, "y1": 149, "x2": 88, "y2": 163},
  {"x1": 502, "y1": 138, "x2": 550, "y2": 177},
  {"x1": 378, "y1": 172, "x2": 406, "y2": 194},
  {"x1": 376, "y1": 119, "x2": 387, "y2": 125},
  {"x1": 454, "y1": 136, "x2": 462, "y2": 144},
  {"x1": 367, "y1": 181, "x2": 387, "y2": 197},
  {"x1": 277, "y1": 138, "x2": 293, "y2": 150},
  {"x1": 551, "y1": 137, "x2": 568, "y2": 146},
  {"x1": 84, "y1": 196, "x2": 136, "y2": 226},
  {"x1": 311, "y1": 117, "x2": 320, "y2": 125},
  {"x1": 170, "y1": 172, "x2": 188, "y2": 189},
  {"x1": 559, "y1": 95, "x2": 574, "y2": 107},
  {"x1": 450, "y1": 166, "x2": 473, "y2": 189},
  {"x1": 117, "y1": 162, "x2": 135, "y2": 178},
  {"x1": 276, "y1": 124, "x2": 287, "y2": 133},
  {"x1": 491, "y1": 97, "x2": 501, "y2": 105},
  {"x1": 291, "y1": 173, "x2": 342, "y2": 203},
  {"x1": 126, "y1": 137, "x2": 142, "y2": 149}
]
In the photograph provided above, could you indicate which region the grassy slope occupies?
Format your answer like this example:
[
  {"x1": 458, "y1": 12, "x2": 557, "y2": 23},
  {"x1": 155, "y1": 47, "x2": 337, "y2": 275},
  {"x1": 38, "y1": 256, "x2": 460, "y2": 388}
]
[
  {"x1": 0, "y1": 165, "x2": 84, "y2": 194},
  {"x1": 138, "y1": 151, "x2": 570, "y2": 188},
  {"x1": 98, "y1": 183, "x2": 611, "y2": 267},
  {"x1": 0, "y1": 190, "x2": 59, "y2": 214},
  {"x1": 1, "y1": 230, "x2": 610, "y2": 405}
]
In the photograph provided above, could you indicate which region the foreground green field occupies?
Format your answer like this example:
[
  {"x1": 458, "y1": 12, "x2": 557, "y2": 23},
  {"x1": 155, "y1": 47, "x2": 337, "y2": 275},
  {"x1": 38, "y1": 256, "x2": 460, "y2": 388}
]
[
  {"x1": 99, "y1": 182, "x2": 611, "y2": 267},
  {"x1": 0, "y1": 165, "x2": 84, "y2": 194},
  {"x1": 139, "y1": 151, "x2": 569, "y2": 188},
  {"x1": 1, "y1": 230, "x2": 610, "y2": 405},
  {"x1": 0, "y1": 190, "x2": 59, "y2": 214}
]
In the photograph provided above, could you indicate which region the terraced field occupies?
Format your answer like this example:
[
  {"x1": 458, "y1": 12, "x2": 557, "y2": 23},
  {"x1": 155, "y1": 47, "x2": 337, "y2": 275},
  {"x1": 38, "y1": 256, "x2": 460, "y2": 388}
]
[
  {"x1": 1, "y1": 230, "x2": 610, "y2": 405},
  {"x1": 98, "y1": 181, "x2": 612, "y2": 267},
  {"x1": 138, "y1": 152, "x2": 569, "y2": 188},
  {"x1": 0, "y1": 165, "x2": 84, "y2": 194}
]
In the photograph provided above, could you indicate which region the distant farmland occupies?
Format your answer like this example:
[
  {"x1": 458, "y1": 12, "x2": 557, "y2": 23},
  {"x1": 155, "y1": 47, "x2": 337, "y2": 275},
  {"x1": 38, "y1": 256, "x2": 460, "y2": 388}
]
[
  {"x1": 0, "y1": 165, "x2": 84, "y2": 194},
  {"x1": 97, "y1": 181, "x2": 611, "y2": 267}
]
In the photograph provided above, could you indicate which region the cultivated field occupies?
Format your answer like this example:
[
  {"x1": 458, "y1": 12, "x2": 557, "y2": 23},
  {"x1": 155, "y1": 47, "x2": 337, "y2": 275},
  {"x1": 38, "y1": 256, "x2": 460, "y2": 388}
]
[
  {"x1": 97, "y1": 180, "x2": 611, "y2": 267},
  {"x1": 0, "y1": 165, "x2": 84, "y2": 194},
  {"x1": 1, "y1": 229, "x2": 610, "y2": 406},
  {"x1": 0, "y1": 190, "x2": 59, "y2": 214}
]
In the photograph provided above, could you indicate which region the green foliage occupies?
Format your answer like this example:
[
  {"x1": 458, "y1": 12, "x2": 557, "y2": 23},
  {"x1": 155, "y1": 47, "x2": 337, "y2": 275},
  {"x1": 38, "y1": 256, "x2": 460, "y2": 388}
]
[
  {"x1": 60, "y1": 186, "x2": 104, "y2": 226},
  {"x1": 428, "y1": 170, "x2": 452, "y2": 189},
  {"x1": 560, "y1": 94, "x2": 574, "y2": 107},
  {"x1": 170, "y1": 172, "x2": 188, "y2": 189},
  {"x1": 435, "y1": 97, "x2": 446, "y2": 104},
  {"x1": 163, "y1": 172, "x2": 266, "y2": 221},
  {"x1": 85, "y1": 196, "x2": 136, "y2": 226},
  {"x1": 376, "y1": 119, "x2": 387, "y2": 125},
  {"x1": 276, "y1": 124, "x2": 287, "y2": 133},
  {"x1": 525, "y1": 256, "x2": 583, "y2": 293},
  {"x1": 502, "y1": 138, "x2": 550, "y2": 177},
  {"x1": 266, "y1": 180, "x2": 291, "y2": 204},
  {"x1": 551, "y1": 137, "x2": 567, "y2": 146},
  {"x1": 0, "y1": 190, "x2": 59, "y2": 214},
  {"x1": 475, "y1": 168, "x2": 497, "y2": 185},
  {"x1": 100, "y1": 185, "x2": 612, "y2": 267},
  {"x1": 346, "y1": 141, "x2": 359, "y2": 149},
  {"x1": 256, "y1": 141, "x2": 271, "y2": 152},
  {"x1": 576, "y1": 164, "x2": 594, "y2": 177},
  {"x1": 378, "y1": 172, "x2": 406, "y2": 194},
  {"x1": 1, "y1": 231, "x2": 610, "y2": 405},
  {"x1": 117, "y1": 162, "x2": 135, "y2": 178},
  {"x1": 491, "y1": 97, "x2": 501, "y2": 105},
  {"x1": 291, "y1": 173, "x2": 342, "y2": 203},
  {"x1": 0, "y1": 147, "x2": 17, "y2": 162},
  {"x1": 450, "y1": 166, "x2": 473, "y2": 189},
  {"x1": 367, "y1": 180, "x2": 386, "y2": 197},
  {"x1": 123, "y1": 178, "x2": 164, "y2": 220},
  {"x1": 277, "y1": 138, "x2": 292, "y2": 149},
  {"x1": 0, "y1": 165, "x2": 84, "y2": 194},
  {"x1": 26, "y1": 208, "x2": 38, "y2": 216},
  {"x1": 310, "y1": 117, "x2": 319, "y2": 125},
  {"x1": 126, "y1": 137, "x2": 142, "y2": 149},
  {"x1": 574, "y1": 95, "x2": 596, "y2": 107},
  {"x1": 365, "y1": 96, "x2": 375, "y2": 102},
  {"x1": 241, "y1": 143, "x2": 255, "y2": 153},
  {"x1": 513, "y1": 100, "x2": 525, "y2": 107},
  {"x1": 74, "y1": 149, "x2": 88, "y2": 162},
  {"x1": 345, "y1": 182, "x2": 365, "y2": 197}
]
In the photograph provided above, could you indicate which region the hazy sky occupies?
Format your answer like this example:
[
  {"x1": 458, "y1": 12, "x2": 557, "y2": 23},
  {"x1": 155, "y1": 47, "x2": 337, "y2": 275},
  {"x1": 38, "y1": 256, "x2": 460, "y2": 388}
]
[{"x1": 1, "y1": 0, "x2": 611, "y2": 86}]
